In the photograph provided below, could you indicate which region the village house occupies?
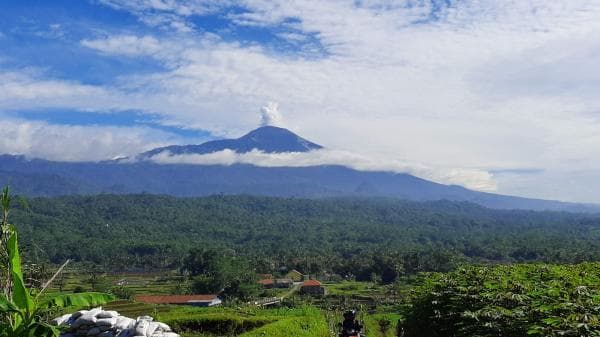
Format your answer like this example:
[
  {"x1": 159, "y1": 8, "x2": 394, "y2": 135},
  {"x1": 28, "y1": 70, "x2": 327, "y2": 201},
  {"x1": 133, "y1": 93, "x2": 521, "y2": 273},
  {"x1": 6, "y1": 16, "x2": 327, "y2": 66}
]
[
  {"x1": 300, "y1": 279, "x2": 326, "y2": 296},
  {"x1": 285, "y1": 269, "x2": 304, "y2": 282},
  {"x1": 257, "y1": 273, "x2": 273, "y2": 280},
  {"x1": 274, "y1": 278, "x2": 293, "y2": 288},
  {"x1": 258, "y1": 278, "x2": 274, "y2": 289},
  {"x1": 136, "y1": 295, "x2": 222, "y2": 307}
]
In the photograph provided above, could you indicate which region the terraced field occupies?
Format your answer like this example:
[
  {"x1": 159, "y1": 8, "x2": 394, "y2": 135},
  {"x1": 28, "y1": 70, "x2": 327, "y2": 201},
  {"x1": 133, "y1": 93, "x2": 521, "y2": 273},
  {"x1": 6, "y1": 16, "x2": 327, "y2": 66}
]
[{"x1": 46, "y1": 269, "x2": 182, "y2": 295}]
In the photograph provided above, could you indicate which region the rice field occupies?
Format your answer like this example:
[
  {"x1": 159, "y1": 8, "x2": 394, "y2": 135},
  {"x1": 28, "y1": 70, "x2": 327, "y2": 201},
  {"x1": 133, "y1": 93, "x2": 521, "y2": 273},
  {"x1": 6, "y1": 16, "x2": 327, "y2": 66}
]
[{"x1": 46, "y1": 268, "x2": 183, "y2": 296}]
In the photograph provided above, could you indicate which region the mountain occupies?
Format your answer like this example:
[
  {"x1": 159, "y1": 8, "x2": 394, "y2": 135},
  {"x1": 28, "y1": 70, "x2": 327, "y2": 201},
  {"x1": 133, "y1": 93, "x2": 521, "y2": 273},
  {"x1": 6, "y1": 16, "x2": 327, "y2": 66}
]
[
  {"x1": 0, "y1": 126, "x2": 598, "y2": 213},
  {"x1": 138, "y1": 126, "x2": 323, "y2": 159}
]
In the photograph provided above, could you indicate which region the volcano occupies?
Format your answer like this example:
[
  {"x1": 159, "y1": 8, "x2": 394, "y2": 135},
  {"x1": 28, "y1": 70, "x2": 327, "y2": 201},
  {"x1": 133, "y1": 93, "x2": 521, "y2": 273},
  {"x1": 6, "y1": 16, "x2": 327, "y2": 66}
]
[{"x1": 139, "y1": 126, "x2": 323, "y2": 159}]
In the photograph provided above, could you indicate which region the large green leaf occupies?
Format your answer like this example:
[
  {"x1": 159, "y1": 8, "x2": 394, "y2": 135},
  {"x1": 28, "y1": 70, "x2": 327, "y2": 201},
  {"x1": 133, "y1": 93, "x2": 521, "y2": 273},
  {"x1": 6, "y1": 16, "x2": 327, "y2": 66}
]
[
  {"x1": 0, "y1": 294, "x2": 19, "y2": 312},
  {"x1": 7, "y1": 229, "x2": 34, "y2": 313},
  {"x1": 42, "y1": 292, "x2": 115, "y2": 309}
]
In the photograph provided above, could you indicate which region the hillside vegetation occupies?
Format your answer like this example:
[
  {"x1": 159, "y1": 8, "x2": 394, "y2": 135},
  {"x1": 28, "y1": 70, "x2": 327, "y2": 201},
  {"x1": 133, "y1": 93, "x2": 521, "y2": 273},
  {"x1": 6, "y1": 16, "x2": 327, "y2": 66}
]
[
  {"x1": 403, "y1": 263, "x2": 600, "y2": 337},
  {"x1": 10, "y1": 195, "x2": 600, "y2": 277}
]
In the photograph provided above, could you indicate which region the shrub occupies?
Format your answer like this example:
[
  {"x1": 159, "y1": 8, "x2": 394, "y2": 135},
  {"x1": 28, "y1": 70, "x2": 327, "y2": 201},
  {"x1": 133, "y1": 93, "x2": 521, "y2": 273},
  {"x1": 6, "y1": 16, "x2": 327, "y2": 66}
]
[
  {"x1": 111, "y1": 286, "x2": 135, "y2": 300},
  {"x1": 403, "y1": 263, "x2": 600, "y2": 337},
  {"x1": 72, "y1": 286, "x2": 86, "y2": 293}
]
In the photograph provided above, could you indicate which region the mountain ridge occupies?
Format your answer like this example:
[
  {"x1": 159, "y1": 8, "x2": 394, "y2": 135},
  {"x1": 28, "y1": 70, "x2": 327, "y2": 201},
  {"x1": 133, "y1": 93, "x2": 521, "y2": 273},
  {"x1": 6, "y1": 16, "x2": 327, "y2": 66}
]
[
  {"x1": 0, "y1": 154, "x2": 598, "y2": 213},
  {"x1": 1, "y1": 126, "x2": 598, "y2": 213},
  {"x1": 138, "y1": 125, "x2": 323, "y2": 159}
]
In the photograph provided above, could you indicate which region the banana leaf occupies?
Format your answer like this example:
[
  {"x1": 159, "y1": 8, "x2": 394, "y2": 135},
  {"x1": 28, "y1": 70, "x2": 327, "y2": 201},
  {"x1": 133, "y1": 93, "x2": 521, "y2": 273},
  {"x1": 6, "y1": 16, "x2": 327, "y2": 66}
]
[
  {"x1": 0, "y1": 294, "x2": 20, "y2": 312},
  {"x1": 7, "y1": 229, "x2": 34, "y2": 313},
  {"x1": 42, "y1": 292, "x2": 115, "y2": 309}
]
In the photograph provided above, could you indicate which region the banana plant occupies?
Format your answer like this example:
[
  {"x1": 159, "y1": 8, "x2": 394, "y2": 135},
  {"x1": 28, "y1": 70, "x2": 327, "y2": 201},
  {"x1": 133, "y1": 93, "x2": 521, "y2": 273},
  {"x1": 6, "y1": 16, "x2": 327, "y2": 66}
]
[{"x1": 0, "y1": 187, "x2": 115, "y2": 337}]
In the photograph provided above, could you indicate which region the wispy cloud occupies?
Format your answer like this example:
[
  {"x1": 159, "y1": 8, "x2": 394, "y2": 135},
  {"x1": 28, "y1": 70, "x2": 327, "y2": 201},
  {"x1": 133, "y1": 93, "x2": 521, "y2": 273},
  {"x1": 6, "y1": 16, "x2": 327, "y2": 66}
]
[{"x1": 81, "y1": 35, "x2": 162, "y2": 57}]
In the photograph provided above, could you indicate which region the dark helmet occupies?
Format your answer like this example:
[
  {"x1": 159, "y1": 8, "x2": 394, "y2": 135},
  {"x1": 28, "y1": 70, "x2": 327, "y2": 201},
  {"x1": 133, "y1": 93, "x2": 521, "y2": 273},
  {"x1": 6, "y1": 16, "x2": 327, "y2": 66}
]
[{"x1": 343, "y1": 310, "x2": 356, "y2": 319}]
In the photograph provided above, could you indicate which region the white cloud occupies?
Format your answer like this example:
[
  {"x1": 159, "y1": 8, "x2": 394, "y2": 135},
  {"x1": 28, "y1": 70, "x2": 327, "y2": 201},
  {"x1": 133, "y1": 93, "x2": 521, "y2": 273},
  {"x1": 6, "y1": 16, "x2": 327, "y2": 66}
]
[
  {"x1": 4, "y1": 1, "x2": 600, "y2": 202},
  {"x1": 81, "y1": 35, "x2": 162, "y2": 57},
  {"x1": 0, "y1": 119, "x2": 176, "y2": 162},
  {"x1": 0, "y1": 71, "x2": 104, "y2": 101},
  {"x1": 148, "y1": 148, "x2": 497, "y2": 192},
  {"x1": 96, "y1": 0, "x2": 232, "y2": 32}
]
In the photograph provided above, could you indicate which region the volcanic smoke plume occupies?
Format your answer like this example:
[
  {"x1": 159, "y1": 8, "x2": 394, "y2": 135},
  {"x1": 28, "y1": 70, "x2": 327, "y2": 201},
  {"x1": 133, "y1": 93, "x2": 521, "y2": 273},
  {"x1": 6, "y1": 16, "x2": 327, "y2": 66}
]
[{"x1": 260, "y1": 102, "x2": 284, "y2": 127}]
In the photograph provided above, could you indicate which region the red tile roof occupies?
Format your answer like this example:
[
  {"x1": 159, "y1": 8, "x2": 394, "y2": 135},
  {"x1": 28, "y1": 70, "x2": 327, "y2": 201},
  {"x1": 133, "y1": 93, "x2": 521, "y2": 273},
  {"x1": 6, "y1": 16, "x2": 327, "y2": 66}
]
[
  {"x1": 301, "y1": 280, "x2": 322, "y2": 287},
  {"x1": 136, "y1": 295, "x2": 217, "y2": 304},
  {"x1": 258, "y1": 279, "x2": 274, "y2": 285}
]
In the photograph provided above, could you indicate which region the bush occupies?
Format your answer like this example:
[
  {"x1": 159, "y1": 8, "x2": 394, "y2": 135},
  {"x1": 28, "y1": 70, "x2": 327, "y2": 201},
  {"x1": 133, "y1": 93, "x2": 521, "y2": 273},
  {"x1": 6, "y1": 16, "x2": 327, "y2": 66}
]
[
  {"x1": 403, "y1": 263, "x2": 600, "y2": 337},
  {"x1": 111, "y1": 286, "x2": 135, "y2": 300},
  {"x1": 165, "y1": 314, "x2": 273, "y2": 335},
  {"x1": 72, "y1": 285, "x2": 86, "y2": 293}
]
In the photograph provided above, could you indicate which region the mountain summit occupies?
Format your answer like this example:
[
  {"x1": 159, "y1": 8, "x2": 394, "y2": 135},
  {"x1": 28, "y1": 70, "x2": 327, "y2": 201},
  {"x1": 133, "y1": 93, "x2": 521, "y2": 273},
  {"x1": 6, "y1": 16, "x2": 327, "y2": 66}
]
[{"x1": 139, "y1": 126, "x2": 323, "y2": 159}]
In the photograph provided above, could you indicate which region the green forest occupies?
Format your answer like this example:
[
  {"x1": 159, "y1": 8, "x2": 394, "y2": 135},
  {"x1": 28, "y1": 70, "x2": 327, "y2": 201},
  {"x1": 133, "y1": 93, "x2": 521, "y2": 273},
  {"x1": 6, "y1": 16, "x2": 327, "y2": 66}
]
[
  {"x1": 10, "y1": 194, "x2": 600, "y2": 279},
  {"x1": 4, "y1": 192, "x2": 600, "y2": 336}
]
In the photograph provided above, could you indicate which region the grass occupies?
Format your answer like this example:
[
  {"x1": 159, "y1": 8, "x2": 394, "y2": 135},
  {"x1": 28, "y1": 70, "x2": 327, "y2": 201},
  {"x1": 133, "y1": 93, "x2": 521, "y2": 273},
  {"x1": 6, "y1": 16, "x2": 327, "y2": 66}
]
[
  {"x1": 155, "y1": 306, "x2": 330, "y2": 337},
  {"x1": 325, "y1": 281, "x2": 379, "y2": 297},
  {"x1": 363, "y1": 313, "x2": 401, "y2": 337}
]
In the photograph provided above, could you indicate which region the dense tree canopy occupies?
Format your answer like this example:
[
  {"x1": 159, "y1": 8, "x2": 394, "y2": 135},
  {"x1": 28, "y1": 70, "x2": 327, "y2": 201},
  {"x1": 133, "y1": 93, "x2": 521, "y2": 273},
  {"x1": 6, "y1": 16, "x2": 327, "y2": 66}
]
[
  {"x1": 181, "y1": 248, "x2": 259, "y2": 300},
  {"x1": 9, "y1": 194, "x2": 600, "y2": 280}
]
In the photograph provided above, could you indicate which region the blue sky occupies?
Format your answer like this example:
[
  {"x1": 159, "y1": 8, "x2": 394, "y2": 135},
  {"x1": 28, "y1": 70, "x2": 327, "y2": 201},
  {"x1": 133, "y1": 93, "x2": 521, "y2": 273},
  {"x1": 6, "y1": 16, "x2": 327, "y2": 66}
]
[{"x1": 1, "y1": 0, "x2": 600, "y2": 203}]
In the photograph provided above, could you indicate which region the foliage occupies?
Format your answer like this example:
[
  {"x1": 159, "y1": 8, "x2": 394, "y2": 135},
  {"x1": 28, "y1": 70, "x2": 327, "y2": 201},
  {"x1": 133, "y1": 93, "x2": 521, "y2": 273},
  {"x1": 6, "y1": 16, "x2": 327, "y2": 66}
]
[
  {"x1": 155, "y1": 306, "x2": 329, "y2": 337},
  {"x1": 361, "y1": 313, "x2": 401, "y2": 337},
  {"x1": 240, "y1": 316, "x2": 329, "y2": 337},
  {"x1": 182, "y1": 248, "x2": 260, "y2": 300},
  {"x1": 110, "y1": 285, "x2": 135, "y2": 300},
  {"x1": 403, "y1": 263, "x2": 600, "y2": 337},
  {"x1": 72, "y1": 286, "x2": 86, "y2": 293},
  {"x1": 165, "y1": 313, "x2": 273, "y2": 336},
  {"x1": 10, "y1": 194, "x2": 600, "y2": 279},
  {"x1": 0, "y1": 187, "x2": 115, "y2": 337}
]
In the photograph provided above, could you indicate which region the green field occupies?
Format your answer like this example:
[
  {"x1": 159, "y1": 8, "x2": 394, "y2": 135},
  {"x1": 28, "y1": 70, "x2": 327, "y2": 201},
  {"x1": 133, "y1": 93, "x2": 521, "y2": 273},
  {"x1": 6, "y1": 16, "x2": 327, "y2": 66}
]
[
  {"x1": 45, "y1": 269, "x2": 182, "y2": 296},
  {"x1": 35, "y1": 263, "x2": 600, "y2": 337},
  {"x1": 47, "y1": 270, "x2": 402, "y2": 337}
]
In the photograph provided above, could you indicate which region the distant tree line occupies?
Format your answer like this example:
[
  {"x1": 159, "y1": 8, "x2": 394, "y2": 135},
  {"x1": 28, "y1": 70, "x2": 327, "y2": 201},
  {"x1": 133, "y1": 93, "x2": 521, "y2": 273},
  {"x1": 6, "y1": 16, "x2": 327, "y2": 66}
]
[{"x1": 8, "y1": 194, "x2": 600, "y2": 283}]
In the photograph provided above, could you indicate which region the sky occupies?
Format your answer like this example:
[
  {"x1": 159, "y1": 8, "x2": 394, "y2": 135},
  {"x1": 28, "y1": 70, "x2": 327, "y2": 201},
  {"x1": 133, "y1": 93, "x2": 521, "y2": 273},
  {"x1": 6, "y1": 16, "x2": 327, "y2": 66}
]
[{"x1": 1, "y1": 0, "x2": 600, "y2": 203}]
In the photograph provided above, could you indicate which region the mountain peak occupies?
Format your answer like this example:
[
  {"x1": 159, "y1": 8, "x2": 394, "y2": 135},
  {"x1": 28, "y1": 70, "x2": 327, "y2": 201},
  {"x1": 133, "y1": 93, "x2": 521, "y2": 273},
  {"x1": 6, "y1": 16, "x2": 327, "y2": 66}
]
[{"x1": 139, "y1": 126, "x2": 323, "y2": 159}]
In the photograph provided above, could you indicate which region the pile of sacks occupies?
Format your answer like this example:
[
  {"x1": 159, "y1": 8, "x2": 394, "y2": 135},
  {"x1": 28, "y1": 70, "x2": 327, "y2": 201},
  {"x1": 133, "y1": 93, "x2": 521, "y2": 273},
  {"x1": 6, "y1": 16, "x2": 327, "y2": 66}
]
[{"x1": 52, "y1": 307, "x2": 180, "y2": 337}]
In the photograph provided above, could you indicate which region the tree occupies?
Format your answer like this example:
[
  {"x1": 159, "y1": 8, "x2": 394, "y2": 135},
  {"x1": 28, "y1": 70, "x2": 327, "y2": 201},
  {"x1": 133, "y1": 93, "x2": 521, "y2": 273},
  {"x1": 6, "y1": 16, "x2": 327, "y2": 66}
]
[
  {"x1": 182, "y1": 248, "x2": 260, "y2": 300},
  {"x1": 82, "y1": 263, "x2": 109, "y2": 292}
]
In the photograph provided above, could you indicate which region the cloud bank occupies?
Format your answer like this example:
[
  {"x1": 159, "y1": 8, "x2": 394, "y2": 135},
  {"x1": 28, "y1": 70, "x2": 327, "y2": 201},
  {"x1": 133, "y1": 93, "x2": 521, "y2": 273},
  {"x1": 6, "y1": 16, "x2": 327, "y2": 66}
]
[
  {"x1": 0, "y1": 119, "x2": 175, "y2": 162},
  {"x1": 148, "y1": 149, "x2": 497, "y2": 192}
]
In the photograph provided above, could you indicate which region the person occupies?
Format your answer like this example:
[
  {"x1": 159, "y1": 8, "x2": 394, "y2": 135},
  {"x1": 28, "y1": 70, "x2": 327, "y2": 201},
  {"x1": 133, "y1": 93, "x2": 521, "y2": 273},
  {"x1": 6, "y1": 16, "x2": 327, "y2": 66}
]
[{"x1": 339, "y1": 310, "x2": 363, "y2": 337}]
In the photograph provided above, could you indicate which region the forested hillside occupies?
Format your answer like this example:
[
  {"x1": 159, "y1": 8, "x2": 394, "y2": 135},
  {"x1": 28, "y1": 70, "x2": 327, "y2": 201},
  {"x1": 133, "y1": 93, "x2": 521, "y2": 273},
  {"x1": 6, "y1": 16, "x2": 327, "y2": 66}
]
[{"x1": 12, "y1": 195, "x2": 600, "y2": 279}]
